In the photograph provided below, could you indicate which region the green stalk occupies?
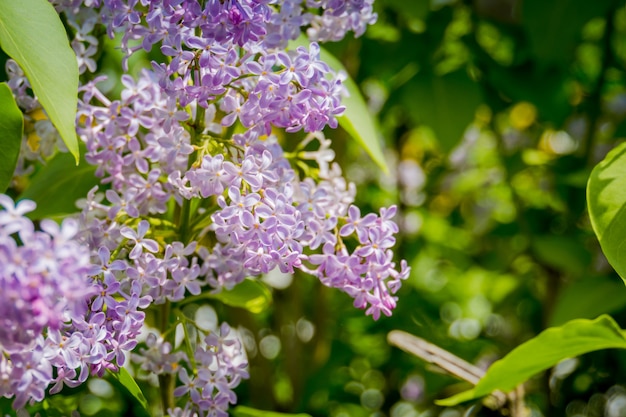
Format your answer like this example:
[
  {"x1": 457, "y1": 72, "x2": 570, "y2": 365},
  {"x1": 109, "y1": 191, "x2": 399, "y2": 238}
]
[
  {"x1": 179, "y1": 105, "x2": 206, "y2": 243},
  {"x1": 162, "y1": 104, "x2": 207, "y2": 412},
  {"x1": 158, "y1": 300, "x2": 174, "y2": 414}
]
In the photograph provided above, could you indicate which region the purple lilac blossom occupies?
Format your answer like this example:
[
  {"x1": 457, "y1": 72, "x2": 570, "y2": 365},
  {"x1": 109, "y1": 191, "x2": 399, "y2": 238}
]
[
  {"x1": 57, "y1": 0, "x2": 376, "y2": 65},
  {"x1": 173, "y1": 323, "x2": 248, "y2": 417},
  {"x1": 2, "y1": 0, "x2": 406, "y2": 413},
  {"x1": 0, "y1": 198, "x2": 96, "y2": 349},
  {"x1": 0, "y1": 196, "x2": 100, "y2": 408}
]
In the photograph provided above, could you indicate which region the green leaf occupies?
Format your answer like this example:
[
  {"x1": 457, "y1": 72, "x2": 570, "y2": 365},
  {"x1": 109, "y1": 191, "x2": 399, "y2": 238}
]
[
  {"x1": 523, "y1": 0, "x2": 614, "y2": 70},
  {"x1": 232, "y1": 406, "x2": 312, "y2": 417},
  {"x1": 488, "y1": 64, "x2": 569, "y2": 126},
  {"x1": 530, "y1": 235, "x2": 590, "y2": 277},
  {"x1": 437, "y1": 315, "x2": 626, "y2": 406},
  {"x1": 288, "y1": 37, "x2": 389, "y2": 173},
  {"x1": 19, "y1": 151, "x2": 98, "y2": 219},
  {"x1": 209, "y1": 279, "x2": 272, "y2": 314},
  {"x1": 107, "y1": 368, "x2": 150, "y2": 415},
  {"x1": 550, "y1": 277, "x2": 626, "y2": 326},
  {"x1": 319, "y1": 48, "x2": 388, "y2": 173},
  {"x1": 384, "y1": 0, "x2": 430, "y2": 21},
  {"x1": 403, "y1": 70, "x2": 482, "y2": 152},
  {"x1": 0, "y1": 82, "x2": 23, "y2": 192},
  {"x1": 0, "y1": 0, "x2": 79, "y2": 162},
  {"x1": 587, "y1": 142, "x2": 626, "y2": 283}
]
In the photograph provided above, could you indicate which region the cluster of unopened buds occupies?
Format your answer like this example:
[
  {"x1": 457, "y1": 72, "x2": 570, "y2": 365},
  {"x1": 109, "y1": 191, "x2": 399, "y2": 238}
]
[{"x1": 1, "y1": 0, "x2": 409, "y2": 415}]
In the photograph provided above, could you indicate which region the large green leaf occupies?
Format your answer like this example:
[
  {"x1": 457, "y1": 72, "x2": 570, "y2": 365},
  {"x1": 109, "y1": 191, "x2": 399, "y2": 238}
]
[
  {"x1": 403, "y1": 70, "x2": 482, "y2": 152},
  {"x1": 288, "y1": 37, "x2": 389, "y2": 173},
  {"x1": 0, "y1": 0, "x2": 79, "y2": 162},
  {"x1": 19, "y1": 151, "x2": 98, "y2": 219},
  {"x1": 318, "y1": 47, "x2": 388, "y2": 173},
  {"x1": 232, "y1": 406, "x2": 312, "y2": 417},
  {"x1": 107, "y1": 368, "x2": 150, "y2": 416},
  {"x1": 587, "y1": 142, "x2": 626, "y2": 282},
  {"x1": 0, "y1": 82, "x2": 23, "y2": 192},
  {"x1": 437, "y1": 315, "x2": 626, "y2": 406},
  {"x1": 209, "y1": 279, "x2": 272, "y2": 314},
  {"x1": 523, "y1": 0, "x2": 614, "y2": 70}
]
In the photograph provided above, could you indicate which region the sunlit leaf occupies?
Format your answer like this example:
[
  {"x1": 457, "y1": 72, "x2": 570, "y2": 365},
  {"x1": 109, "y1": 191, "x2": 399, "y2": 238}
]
[
  {"x1": 437, "y1": 315, "x2": 626, "y2": 406},
  {"x1": 0, "y1": 0, "x2": 79, "y2": 162},
  {"x1": 232, "y1": 406, "x2": 312, "y2": 417},
  {"x1": 19, "y1": 151, "x2": 98, "y2": 219},
  {"x1": 209, "y1": 279, "x2": 272, "y2": 314},
  {"x1": 107, "y1": 368, "x2": 150, "y2": 414},
  {"x1": 587, "y1": 142, "x2": 626, "y2": 283},
  {"x1": 0, "y1": 82, "x2": 23, "y2": 192},
  {"x1": 288, "y1": 37, "x2": 389, "y2": 173}
]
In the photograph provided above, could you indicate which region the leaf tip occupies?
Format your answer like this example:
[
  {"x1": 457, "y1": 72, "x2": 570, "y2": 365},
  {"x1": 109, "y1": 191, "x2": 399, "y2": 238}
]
[{"x1": 434, "y1": 389, "x2": 477, "y2": 407}]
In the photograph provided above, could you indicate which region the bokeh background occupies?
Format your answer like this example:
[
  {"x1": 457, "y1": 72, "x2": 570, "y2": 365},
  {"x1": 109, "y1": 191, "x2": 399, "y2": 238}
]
[{"x1": 243, "y1": 1, "x2": 626, "y2": 416}]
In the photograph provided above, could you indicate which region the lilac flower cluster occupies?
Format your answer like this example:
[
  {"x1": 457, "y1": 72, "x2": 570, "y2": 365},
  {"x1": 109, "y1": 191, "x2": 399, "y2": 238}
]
[
  {"x1": 1, "y1": 0, "x2": 406, "y2": 414},
  {"x1": 305, "y1": 0, "x2": 377, "y2": 42},
  {"x1": 54, "y1": 0, "x2": 377, "y2": 65},
  {"x1": 0, "y1": 197, "x2": 212, "y2": 410},
  {"x1": 173, "y1": 323, "x2": 248, "y2": 417},
  {"x1": 91, "y1": 0, "x2": 351, "y2": 134},
  {"x1": 76, "y1": 63, "x2": 408, "y2": 319},
  {"x1": 310, "y1": 205, "x2": 410, "y2": 319},
  {"x1": 0, "y1": 196, "x2": 103, "y2": 409},
  {"x1": 134, "y1": 332, "x2": 184, "y2": 375},
  {"x1": 0, "y1": 196, "x2": 95, "y2": 350}
]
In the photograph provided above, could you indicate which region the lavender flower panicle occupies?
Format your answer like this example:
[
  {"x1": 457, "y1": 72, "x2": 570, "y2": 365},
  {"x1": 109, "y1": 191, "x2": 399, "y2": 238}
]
[
  {"x1": 2, "y1": 0, "x2": 407, "y2": 413},
  {"x1": 0, "y1": 196, "x2": 99, "y2": 408}
]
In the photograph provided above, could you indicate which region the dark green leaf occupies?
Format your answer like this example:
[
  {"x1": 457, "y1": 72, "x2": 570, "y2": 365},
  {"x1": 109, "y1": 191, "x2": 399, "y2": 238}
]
[
  {"x1": 614, "y1": 119, "x2": 626, "y2": 140},
  {"x1": 550, "y1": 277, "x2": 626, "y2": 326},
  {"x1": 19, "y1": 151, "x2": 98, "y2": 219},
  {"x1": 209, "y1": 279, "x2": 272, "y2": 314},
  {"x1": 107, "y1": 368, "x2": 150, "y2": 414},
  {"x1": 0, "y1": 0, "x2": 79, "y2": 162},
  {"x1": 587, "y1": 142, "x2": 626, "y2": 283},
  {"x1": 384, "y1": 0, "x2": 430, "y2": 21},
  {"x1": 437, "y1": 315, "x2": 626, "y2": 406},
  {"x1": 523, "y1": 0, "x2": 614, "y2": 70},
  {"x1": 0, "y1": 82, "x2": 23, "y2": 192},
  {"x1": 530, "y1": 235, "x2": 590, "y2": 276},
  {"x1": 487, "y1": 65, "x2": 571, "y2": 126},
  {"x1": 403, "y1": 70, "x2": 482, "y2": 151},
  {"x1": 232, "y1": 406, "x2": 312, "y2": 417},
  {"x1": 288, "y1": 37, "x2": 389, "y2": 173}
]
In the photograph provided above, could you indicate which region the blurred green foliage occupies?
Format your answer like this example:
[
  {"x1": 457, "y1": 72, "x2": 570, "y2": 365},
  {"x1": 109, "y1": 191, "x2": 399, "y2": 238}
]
[{"x1": 258, "y1": 0, "x2": 626, "y2": 416}]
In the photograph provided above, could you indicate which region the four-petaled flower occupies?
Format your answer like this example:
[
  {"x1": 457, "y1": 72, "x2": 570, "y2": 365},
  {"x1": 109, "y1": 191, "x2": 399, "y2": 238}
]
[{"x1": 120, "y1": 220, "x2": 160, "y2": 259}]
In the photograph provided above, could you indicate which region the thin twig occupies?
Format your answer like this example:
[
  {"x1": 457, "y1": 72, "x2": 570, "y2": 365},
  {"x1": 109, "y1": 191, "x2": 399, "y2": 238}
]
[
  {"x1": 387, "y1": 330, "x2": 530, "y2": 415},
  {"x1": 388, "y1": 330, "x2": 485, "y2": 385}
]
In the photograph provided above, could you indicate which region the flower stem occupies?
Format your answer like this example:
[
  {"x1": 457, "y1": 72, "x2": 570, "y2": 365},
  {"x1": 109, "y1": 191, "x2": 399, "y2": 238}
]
[
  {"x1": 159, "y1": 300, "x2": 175, "y2": 414},
  {"x1": 179, "y1": 105, "x2": 206, "y2": 243}
]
